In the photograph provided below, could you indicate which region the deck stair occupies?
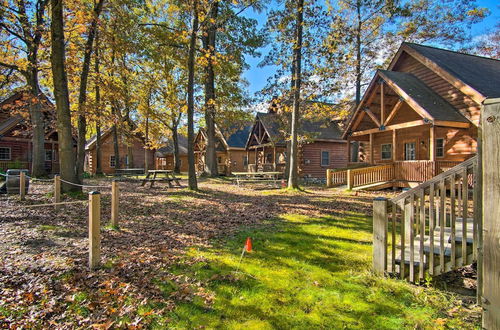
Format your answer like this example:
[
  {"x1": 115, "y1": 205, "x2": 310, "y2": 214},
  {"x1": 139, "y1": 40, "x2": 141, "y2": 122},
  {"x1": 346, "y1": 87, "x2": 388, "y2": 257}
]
[{"x1": 372, "y1": 156, "x2": 479, "y2": 282}]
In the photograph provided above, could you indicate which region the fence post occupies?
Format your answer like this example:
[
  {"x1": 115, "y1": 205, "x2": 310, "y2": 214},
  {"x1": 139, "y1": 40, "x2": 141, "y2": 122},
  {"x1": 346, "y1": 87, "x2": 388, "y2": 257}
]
[
  {"x1": 89, "y1": 191, "x2": 101, "y2": 270},
  {"x1": 111, "y1": 180, "x2": 119, "y2": 227},
  {"x1": 373, "y1": 197, "x2": 388, "y2": 276},
  {"x1": 347, "y1": 169, "x2": 353, "y2": 189},
  {"x1": 19, "y1": 171, "x2": 25, "y2": 201},
  {"x1": 326, "y1": 169, "x2": 332, "y2": 187},
  {"x1": 54, "y1": 175, "x2": 61, "y2": 211}
]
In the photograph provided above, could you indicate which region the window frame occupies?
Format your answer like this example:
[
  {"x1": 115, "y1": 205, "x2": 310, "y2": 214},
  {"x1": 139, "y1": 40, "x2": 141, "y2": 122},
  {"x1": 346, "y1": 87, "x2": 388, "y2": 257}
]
[
  {"x1": 109, "y1": 155, "x2": 116, "y2": 168},
  {"x1": 381, "y1": 143, "x2": 392, "y2": 160},
  {"x1": 404, "y1": 142, "x2": 416, "y2": 161},
  {"x1": 320, "y1": 150, "x2": 330, "y2": 167},
  {"x1": 435, "y1": 138, "x2": 445, "y2": 158},
  {"x1": 0, "y1": 147, "x2": 11, "y2": 161}
]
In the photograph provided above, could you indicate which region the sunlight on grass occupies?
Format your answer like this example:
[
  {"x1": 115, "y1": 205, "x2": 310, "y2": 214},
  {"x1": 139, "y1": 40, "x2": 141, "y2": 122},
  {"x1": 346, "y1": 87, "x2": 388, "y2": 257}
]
[{"x1": 159, "y1": 213, "x2": 478, "y2": 329}]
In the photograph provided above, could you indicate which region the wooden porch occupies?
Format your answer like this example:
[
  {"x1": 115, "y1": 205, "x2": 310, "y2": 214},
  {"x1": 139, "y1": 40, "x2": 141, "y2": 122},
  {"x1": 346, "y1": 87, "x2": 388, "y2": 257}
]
[{"x1": 246, "y1": 144, "x2": 286, "y2": 173}]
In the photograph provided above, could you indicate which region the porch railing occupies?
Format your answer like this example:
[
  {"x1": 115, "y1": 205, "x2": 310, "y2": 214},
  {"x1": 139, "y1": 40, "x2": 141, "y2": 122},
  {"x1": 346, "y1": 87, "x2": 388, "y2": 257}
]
[
  {"x1": 372, "y1": 156, "x2": 478, "y2": 282},
  {"x1": 326, "y1": 160, "x2": 463, "y2": 189}
]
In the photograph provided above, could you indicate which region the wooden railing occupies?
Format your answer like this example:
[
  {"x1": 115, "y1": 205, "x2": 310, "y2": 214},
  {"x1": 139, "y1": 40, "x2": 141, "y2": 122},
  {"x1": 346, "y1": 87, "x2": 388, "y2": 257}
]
[
  {"x1": 373, "y1": 156, "x2": 479, "y2": 282},
  {"x1": 326, "y1": 160, "x2": 463, "y2": 189}
]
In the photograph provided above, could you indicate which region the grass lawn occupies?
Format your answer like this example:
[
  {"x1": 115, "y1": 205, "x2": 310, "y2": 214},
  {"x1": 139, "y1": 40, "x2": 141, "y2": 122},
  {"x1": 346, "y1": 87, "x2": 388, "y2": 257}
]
[{"x1": 164, "y1": 212, "x2": 479, "y2": 329}]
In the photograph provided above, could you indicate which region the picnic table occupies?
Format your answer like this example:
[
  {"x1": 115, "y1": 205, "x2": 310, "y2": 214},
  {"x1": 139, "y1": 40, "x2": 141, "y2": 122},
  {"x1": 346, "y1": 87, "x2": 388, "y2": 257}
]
[
  {"x1": 114, "y1": 168, "x2": 145, "y2": 178},
  {"x1": 141, "y1": 170, "x2": 182, "y2": 188},
  {"x1": 232, "y1": 171, "x2": 283, "y2": 187}
]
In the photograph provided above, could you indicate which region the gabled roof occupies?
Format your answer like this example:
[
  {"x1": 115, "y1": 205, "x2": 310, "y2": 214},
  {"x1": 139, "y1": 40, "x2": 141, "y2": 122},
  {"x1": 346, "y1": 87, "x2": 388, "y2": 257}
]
[
  {"x1": 156, "y1": 134, "x2": 188, "y2": 156},
  {"x1": 85, "y1": 127, "x2": 112, "y2": 150},
  {"x1": 393, "y1": 43, "x2": 500, "y2": 100},
  {"x1": 220, "y1": 124, "x2": 252, "y2": 149},
  {"x1": 379, "y1": 70, "x2": 468, "y2": 123},
  {"x1": 255, "y1": 112, "x2": 284, "y2": 145},
  {"x1": 0, "y1": 115, "x2": 23, "y2": 135}
]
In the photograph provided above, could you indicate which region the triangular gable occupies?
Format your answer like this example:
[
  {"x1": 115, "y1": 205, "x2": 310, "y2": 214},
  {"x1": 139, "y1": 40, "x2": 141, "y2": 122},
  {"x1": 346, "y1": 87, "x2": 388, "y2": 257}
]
[
  {"x1": 245, "y1": 114, "x2": 278, "y2": 148},
  {"x1": 343, "y1": 70, "x2": 470, "y2": 138}
]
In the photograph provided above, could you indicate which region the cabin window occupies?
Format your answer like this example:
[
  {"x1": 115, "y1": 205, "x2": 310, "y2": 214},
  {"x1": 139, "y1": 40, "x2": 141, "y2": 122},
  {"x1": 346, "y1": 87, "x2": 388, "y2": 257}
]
[
  {"x1": 124, "y1": 155, "x2": 129, "y2": 167},
  {"x1": 243, "y1": 155, "x2": 248, "y2": 166},
  {"x1": 265, "y1": 153, "x2": 273, "y2": 164},
  {"x1": 436, "y1": 138, "x2": 445, "y2": 158},
  {"x1": 381, "y1": 144, "x2": 392, "y2": 160},
  {"x1": 321, "y1": 151, "x2": 330, "y2": 166},
  {"x1": 404, "y1": 142, "x2": 416, "y2": 160},
  {"x1": 45, "y1": 150, "x2": 53, "y2": 161},
  {"x1": 110, "y1": 155, "x2": 116, "y2": 168},
  {"x1": 0, "y1": 147, "x2": 11, "y2": 160},
  {"x1": 217, "y1": 156, "x2": 222, "y2": 164}
]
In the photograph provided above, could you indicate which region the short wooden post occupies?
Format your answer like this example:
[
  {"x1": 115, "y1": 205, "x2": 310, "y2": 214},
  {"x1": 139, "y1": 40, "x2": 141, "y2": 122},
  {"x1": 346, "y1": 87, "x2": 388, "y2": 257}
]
[
  {"x1": 326, "y1": 169, "x2": 332, "y2": 187},
  {"x1": 373, "y1": 197, "x2": 388, "y2": 275},
  {"x1": 54, "y1": 175, "x2": 61, "y2": 211},
  {"x1": 404, "y1": 202, "x2": 412, "y2": 243},
  {"x1": 111, "y1": 180, "x2": 119, "y2": 227},
  {"x1": 347, "y1": 169, "x2": 353, "y2": 189},
  {"x1": 89, "y1": 191, "x2": 101, "y2": 270},
  {"x1": 19, "y1": 171, "x2": 25, "y2": 201}
]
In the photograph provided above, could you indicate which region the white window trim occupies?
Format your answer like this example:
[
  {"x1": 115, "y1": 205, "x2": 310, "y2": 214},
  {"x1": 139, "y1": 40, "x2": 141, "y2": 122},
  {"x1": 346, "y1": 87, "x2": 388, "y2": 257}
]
[
  {"x1": 110, "y1": 155, "x2": 116, "y2": 168},
  {"x1": 381, "y1": 143, "x2": 392, "y2": 160},
  {"x1": 321, "y1": 150, "x2": 330, "y2": 167},
  {"x1": 436, "y1": 138, "x2": 445, "y2": 158},
  {"x1": 0, "y1": 147, "x2": 11, "y2": 161}
]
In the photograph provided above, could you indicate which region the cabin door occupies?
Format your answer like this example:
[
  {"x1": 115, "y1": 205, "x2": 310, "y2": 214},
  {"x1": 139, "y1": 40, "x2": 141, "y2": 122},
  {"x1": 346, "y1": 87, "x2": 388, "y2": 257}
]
[{"x1": 404, "y1": 142, "x2": 416, "y2": 160}]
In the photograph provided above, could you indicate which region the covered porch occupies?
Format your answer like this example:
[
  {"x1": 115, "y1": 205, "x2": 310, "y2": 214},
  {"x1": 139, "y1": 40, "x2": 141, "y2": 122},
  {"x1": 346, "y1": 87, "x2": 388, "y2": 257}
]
[{"x1": 246, "y1": 144, "x2": 286, "y2": 173}]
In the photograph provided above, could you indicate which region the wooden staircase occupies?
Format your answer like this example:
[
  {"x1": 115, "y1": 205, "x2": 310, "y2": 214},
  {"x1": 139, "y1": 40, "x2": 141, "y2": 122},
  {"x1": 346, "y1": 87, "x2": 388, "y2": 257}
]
[{"x1": 372, "y1": 156, "x2": 479, "y2": 282}]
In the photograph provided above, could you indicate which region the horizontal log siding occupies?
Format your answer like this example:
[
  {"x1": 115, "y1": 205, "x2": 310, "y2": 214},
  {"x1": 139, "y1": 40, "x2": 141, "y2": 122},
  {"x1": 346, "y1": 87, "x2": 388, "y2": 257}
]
[
  {"x1": 228, "y1": 150, "x2": 248, "y2": 173},
  {"x1": 394, "y1": 54, "x2": 481, "y2": 126},
  {"x1": 156, "y1": 154, "x2": 189, "y2": 172},
  {"x1": 300, "y1": 141, "x2": 347, "y2": 178}
]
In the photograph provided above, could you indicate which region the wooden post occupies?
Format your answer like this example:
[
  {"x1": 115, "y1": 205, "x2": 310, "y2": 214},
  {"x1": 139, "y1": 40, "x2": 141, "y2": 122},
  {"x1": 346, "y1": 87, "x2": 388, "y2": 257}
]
[
  {"x1": 88, "y1": 191, "x2": 101, "y2": 270},
  {"x1": 481, "y1": 98, "x2": 500, "y2": 329},
  {"x1": 347, "y1": 138, "x2": 351, "y2": 163},
  {"x1": 429, "y1": 125, "x2": 435, "y2": 162},
  {"x1": 380, "y1": 82, "x2": 385, "y2": 124},
  {"x1": 19, "y1": 171, "x2": 26, "y2": 201},
  {"x1": 369, "y1": 133, "x2": 374, "y2": 164},
  {"x1": 404, "y1": 201, "x2": 412, "y2": 244},
  {"x1": 373, "y1": 197, "x2": 388, "y2": 275},
  {"x1": 392, "y1": 129, "x2": 396, "y2": 161},
  {"x1": 111, "y1": 180, "x2": 119, "y2": 227},
  {"x1": 347, "y1": 169, "x2": 353, "y2": 190},
  {"x1": 326, "y1": 169, "x2": 332, "y2": 187},
  {"x1": 54, "y1": 175, "x2": 61, "y2": 211}
]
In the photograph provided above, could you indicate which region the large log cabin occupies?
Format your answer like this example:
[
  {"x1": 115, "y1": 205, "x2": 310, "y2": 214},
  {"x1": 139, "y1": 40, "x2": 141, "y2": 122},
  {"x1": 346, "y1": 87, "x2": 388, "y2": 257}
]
[
  {"x1": 0, "y1": 91, "x2": 62, "y2": 174},
  {"x1": 246, "y1": 105, "x2": 348, "y2": 178},
  {"x1": 85, "y1": 127, "x2": 155, "y2": 174},
  {"x1": 194, "y1": 124, "x2": 252, "y2": 175},
  {"x1": 155, "y1": 134, "x2": 189, "y2": 172},
  {"x1": 343, "y1": 42, "x2": 500, "y2": 188}
]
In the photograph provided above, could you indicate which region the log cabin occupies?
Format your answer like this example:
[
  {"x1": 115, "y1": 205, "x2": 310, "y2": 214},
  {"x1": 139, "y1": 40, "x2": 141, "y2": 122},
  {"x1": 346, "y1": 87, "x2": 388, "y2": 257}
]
[
  {"x1": 194, "y1": 124, "x2": 252, "y2": 175},
  {"x1": 155, "y1": 134, "x2": 188, "y2": 172},
  {"x1": 340, "y1": 42, "x2": 500, "y2": 189},
  {"x1": 0, "y1": 90, "x2": 62, "y2": 174},
  {"x1": 246, "y1": 105, "x2": 348, "y2": 178},
  {"x1": 85, "y1": 127, "x2": 155, "y2": 174}
]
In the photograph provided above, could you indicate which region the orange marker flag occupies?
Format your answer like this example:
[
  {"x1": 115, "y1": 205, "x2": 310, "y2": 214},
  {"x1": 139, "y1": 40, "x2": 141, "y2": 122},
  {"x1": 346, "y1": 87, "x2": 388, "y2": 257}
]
[{"x1": 245, "y1": 237, "x2": 252, "y2": 252}]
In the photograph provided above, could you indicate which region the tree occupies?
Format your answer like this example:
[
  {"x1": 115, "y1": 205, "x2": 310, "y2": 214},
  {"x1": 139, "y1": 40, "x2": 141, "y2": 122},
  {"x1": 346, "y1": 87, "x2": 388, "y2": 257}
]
[
  {"x1": 288, "y1": 0, "x2": 304, "y2": 189},
  {"x1": 473, "y1": 22, "x2": 500, "y2": 59},
  {"x1": 50, "y1": 0, "x2": 79, "y2": 191},
  {"x1": 0, "y1": 0, "x2": 50, "y2": 177}
]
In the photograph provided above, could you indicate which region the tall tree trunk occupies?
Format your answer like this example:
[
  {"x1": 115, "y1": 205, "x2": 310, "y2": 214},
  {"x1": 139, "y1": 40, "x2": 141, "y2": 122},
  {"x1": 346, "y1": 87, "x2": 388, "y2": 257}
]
[
  {"x1": 202, "y1": 1, "x2": 218, "y2": 177},
  {"x1": 76, "y1": 0, "x2": 105, "y2": 181},
  {"x1": 111, "y1": 105, "x2": 121, "y2": 170},
  {"x1": 355, "y1": 0, "x2": 362, "y2": 104},
  {"x1": 26, "y1": 73, "x2": 46, "y2": 177},
  {"x1": 144, "y1": 113, "x2": 149, "y2": 172},
  {"x1": 172, "y1": 118, "x2": 181, "y2": 173},
  {"x1": 50, "y1": 0, "x2": 79, "y2": 192},
  {"x1": 95, "y1": 31, "x2": 103, "y2": 175},
  {"x1": 187, "y1": 0, "x2": 199, "y2": 190},
  {"x1": 288, "y1": 0, "x2": 304, "y2": 189}
]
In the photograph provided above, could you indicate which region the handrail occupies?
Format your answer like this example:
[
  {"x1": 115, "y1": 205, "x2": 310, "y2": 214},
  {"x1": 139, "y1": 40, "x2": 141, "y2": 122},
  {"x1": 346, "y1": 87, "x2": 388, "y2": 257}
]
[{"x1": 391, "y1": 156, "x2": 476, "y2": 203}]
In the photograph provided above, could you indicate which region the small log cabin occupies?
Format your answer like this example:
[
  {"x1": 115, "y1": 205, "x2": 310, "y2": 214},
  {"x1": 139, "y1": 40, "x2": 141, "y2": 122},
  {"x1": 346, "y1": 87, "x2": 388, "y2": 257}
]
[
  {"x1": 246, "y1": 105, "x2": 348, "y2": 178},
  {"x1": 85, "y1": 127, "x2": 155, "y2": 174},
  {"x1": 343, "y1": 42, "x2": 500, "y2": 188},
  {"x1": 155, "y1": 134, "x2": 189, "y2": 172},
  {"x1": 194, "y1": 124, "x2": 252, "y2": 175},
  {"x1": 0, "y1": 91, "x2": 62, "y2": 173}
]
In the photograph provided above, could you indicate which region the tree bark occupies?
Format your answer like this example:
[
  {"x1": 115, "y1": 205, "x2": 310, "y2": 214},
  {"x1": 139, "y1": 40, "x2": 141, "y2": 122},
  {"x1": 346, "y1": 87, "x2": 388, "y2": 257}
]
[
  {"x1": 355, "y1": 0, "x2": 362, "y2": 104},
  {"x1": 172, "y1": 117, "x2": 181, "y2": 173},
  {"x1": 187, "y1": 0, "x2": 199, "y2": 190},
  {"x1": 287, "y1": 0, "x2": 304, "y2": 189},
  {"x1": 76, "y1": 0, "x2": 105, "y2": 181},
  {"x1": 202, "y1": 1, "x2": 218, "y2": 177},
  {"x1": 50, "y1": 0, "x2": 79, "y2": 192},
  {"x1": 94, "y1": 31, "x2": 103, "y2": 175},
  {"x1": 111, "y1": 105, "x2": 121, "y2": 170}
]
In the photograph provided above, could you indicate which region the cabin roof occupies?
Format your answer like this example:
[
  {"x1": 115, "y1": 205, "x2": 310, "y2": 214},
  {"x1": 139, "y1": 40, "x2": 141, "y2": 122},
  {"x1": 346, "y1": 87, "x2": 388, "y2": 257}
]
[
  {"x1": 379, "y1": 70, "x2": 469, "y2": 123},
  {"x1": 403, "y1": 43, "x2": 500, "y2": 98},
  {"x1": 220, "y1": 124, "x2": 253, "y2": 149},
  {"x1": 0, "y1": 115, "x2": 23, "y2": 135},
  {"x1": 156, "y1": 134, "x2": 188, "y2": 156}
]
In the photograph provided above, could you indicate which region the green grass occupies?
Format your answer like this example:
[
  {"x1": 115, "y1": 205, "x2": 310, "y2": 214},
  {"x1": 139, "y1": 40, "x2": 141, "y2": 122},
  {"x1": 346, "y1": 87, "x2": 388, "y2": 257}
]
[{"x1": 160, "y1": 212, "x2": 478, "y2": 329}]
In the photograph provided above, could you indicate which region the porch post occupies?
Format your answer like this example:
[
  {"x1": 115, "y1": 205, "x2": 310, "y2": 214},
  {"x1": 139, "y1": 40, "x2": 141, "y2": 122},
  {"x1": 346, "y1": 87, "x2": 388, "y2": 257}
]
[
  {"x1": 392, "y1": 129, "x2": 396, "y2": 161},
  {"x1": 246, "y1": 149, "x2": 249, "y2": 170},
  {"x1": 369, "y1": 133, "x2": 374, "y2": 164},
  {"x1": 429, "y1": 125, "x2": 435, "y2": 161},
  {"x1": 380, "y1": 83, "x2": 385, "y2": 124},
  {"x1": 273, "y1": 146, "x2": 277, "y2": 171},
  {"x1": 347, "y1": 138, "x2": 351, "y2": 163}
]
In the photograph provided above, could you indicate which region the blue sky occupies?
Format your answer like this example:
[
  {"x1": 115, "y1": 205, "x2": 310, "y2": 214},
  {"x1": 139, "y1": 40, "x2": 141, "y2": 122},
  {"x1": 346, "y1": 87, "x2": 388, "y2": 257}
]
[{"x1": 241, "y1": 0, "x2": 500, "y2": 97}]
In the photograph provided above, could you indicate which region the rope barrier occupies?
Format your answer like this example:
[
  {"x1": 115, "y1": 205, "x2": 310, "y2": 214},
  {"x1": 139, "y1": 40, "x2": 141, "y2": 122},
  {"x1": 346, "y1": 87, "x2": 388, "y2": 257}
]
[
  {"x1": 58, "y1": 179, "x2": 111, "y2": 189},
  {"x1": 1, "y1": 200, "x2": 87, "y2": 210}
]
